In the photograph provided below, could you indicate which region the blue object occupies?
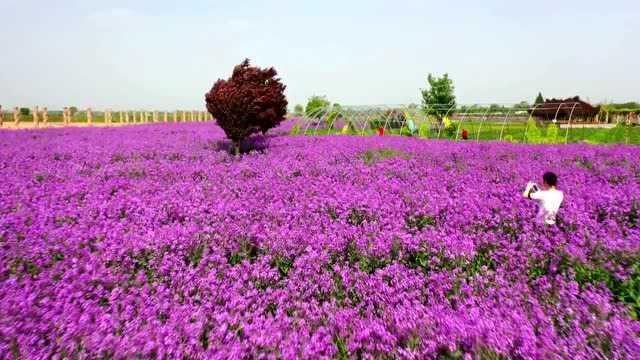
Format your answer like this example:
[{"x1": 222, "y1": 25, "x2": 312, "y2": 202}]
[{"x1": 407, "y1": 119, "x2": 417, "y2": 134}]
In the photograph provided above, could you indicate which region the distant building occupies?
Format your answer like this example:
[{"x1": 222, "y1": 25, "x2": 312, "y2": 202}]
[{"x1": 529, "y1": 96, "x2": 600, "y2": 121}]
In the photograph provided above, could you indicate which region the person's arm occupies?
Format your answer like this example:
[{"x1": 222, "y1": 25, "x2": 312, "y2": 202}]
[
  {"x1": 523, "y1": 182, "x2": 539, "y2": 199},
  {"x1": 529, "y1": 188, "x2": 544, "y2": 200}
]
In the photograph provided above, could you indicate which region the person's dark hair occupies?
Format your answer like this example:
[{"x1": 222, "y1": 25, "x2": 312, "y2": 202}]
[{"x1": 543, "y1": 172, "x2": 558, "y2": 187}]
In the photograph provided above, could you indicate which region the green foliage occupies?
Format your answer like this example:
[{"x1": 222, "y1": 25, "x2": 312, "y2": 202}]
[
  {"x1": 360, "y1": 148, "x2": 410, "y2": 165},
  {"x1": 227, "y1": 238, "x2": 261, "y2": 266},
  {"x1": 185, "y1": 243, "x2": 206, "y2": 268},
  {"x1": 69, "y1": 106, "x2": 78, "y2": 116},
  {"x1": 528, "y1": 252, "x2": 640, "y2": 320},
  {"x1": 524, "y1": 118, "x2": 543, "y2": 143},
  {"x1": 573, "y1": 262, "x2": 640, "y2": 320},
  {"x1": 405, "y1": 214, "x2": 437, "y2": 233},
  {"x1": 534, "y1": 92, "x2": 544, "y2": 105},
  {"x1": 418, "y1": 122, "x2": 431, "y2": 137},
  {"x1": 19, "y1": 107, "x2": 30, "y2": 116},
  {"x1": 544, "y1": 123, "x2": 564, "y2": 144},
  {"x1": 326, "y1": 104, "x2": 343, "y2": 129},
  {"x1": 442, "y1": 118, "x2": 457, "y2": 138},
  {"x1": 305, "y1": 95, "x2": 331, "y2": 119},
  {"x1": 523, "y1": 120, "x2": 566, "y2": 144},
  {"x1": 421, "y1": 73, "x2": 456, "y2": 121},
  {"x1": 290, "y1": 123, "x2": 301, "y2": 135},
  {"x1": 600, "y1": 102, "x2": 640, "y2": 113},
  {"x1": 347, "y1": 208, "x2": 369, "y2": 226},
  {"x1": 333, "y1": 336, "x2": 349, "y2": 360},
  {"x1": 271, "y1": 255, "x2": 294, "y2": 278},
  {"x1": 293, "y1": 104, "x2": 304, "y2": 116},
  {"x1": 514, "y1": 101, "x2": 531, "y2": 111}
]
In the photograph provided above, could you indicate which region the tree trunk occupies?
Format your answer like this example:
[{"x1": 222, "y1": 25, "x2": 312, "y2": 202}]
[{"x1": 233, "y1": 141, "x2": 240, "y2": 156}]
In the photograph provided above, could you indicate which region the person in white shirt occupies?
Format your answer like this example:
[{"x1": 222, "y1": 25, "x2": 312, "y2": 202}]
[{"x1": 523, "y1": 172, "x2": 564, "y2": 225}]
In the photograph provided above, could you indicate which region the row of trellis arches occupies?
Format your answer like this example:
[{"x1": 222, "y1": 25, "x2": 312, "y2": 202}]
[{"x1": 292, "y1": 103, "x2": 632, "y2": 144}]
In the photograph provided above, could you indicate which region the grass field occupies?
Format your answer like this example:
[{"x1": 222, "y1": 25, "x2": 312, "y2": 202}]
[{"x1": 299, "y1": 120, "x2": 640, "y2": 144}]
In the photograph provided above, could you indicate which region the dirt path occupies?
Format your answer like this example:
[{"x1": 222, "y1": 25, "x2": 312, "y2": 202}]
[{"x1": 1, "y1": 122, "x2": 141, "y2": 130}]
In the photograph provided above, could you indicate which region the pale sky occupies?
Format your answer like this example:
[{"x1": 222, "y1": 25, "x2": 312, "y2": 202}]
[{"x1": 1, "y1": 0, "x2": 638, "y2": 110}]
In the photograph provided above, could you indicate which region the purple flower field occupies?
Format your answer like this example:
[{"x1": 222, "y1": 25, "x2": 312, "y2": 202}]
[{"x1": 1, "y1": 123, "x2": 639, "y2": 359}]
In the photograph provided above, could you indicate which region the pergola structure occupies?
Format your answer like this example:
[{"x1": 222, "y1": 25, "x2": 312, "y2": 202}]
[{"x1": 528, "y1": 96, "x2": 600, "y2": 122}]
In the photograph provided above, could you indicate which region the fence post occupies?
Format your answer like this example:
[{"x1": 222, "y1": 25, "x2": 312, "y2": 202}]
[
  {"x1": 33, "y1": 106, "x2": 40, "y2": 127},
  {"x1": 42, "y1": 107, "x2": 48, "y2": 124},
  {"x1": 13, "y1": 107, "x2": 20, "y2": 126},
  {"x1": 87, "y1": 108, "x2": 93, "y2": 126}
]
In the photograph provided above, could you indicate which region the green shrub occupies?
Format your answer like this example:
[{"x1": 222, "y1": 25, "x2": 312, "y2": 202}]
[
  {"x1": 290, "y1": 123, "x2": 301, "y2": 135},
  {"x1": 305, "y1": 96, "x2": 330, "y2": 119},
  {"x1": 524, "y1": 118, "x2": 543, "y2": 143}
]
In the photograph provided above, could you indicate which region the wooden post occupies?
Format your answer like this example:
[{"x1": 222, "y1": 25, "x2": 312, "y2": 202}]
[
  {"x1": 125, "y1": 112, "x2": 130, "y2": 123},
  {"x1": 153, "y1": 111, "x2": 158, "y2": 123},
  {"x1": 13, "y1": 107, "x2": 20, "y2": 126},
  {"x1": 42, "y1": 107, "x2": 48, "y2": 123},
  {"x1": 181, "y1": 111, "x2": 186, "y2": 122},
  {"x1": 173, "y1": 111, "x2": 177, "y2": 123},
  {"x1": 163, "y1": 112, "x2": 168, "y2": 122},
  {"x1": 33, "y1": 106, "x2": 40, "y2": 127},
  {"x1": 62, "y1": 107, "x2": 68, "y2": 125},
  {"x1": 87, "y1": 108, "x2": 93, "y2": 125}
]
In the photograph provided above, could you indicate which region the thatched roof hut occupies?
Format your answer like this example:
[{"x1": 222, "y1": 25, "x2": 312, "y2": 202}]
[{"x1": 529, "y1": 96, "x2": 600, "y2": 121}]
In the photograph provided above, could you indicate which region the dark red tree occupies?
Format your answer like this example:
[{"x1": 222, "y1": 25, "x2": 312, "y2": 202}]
[{"x1": 205, "y1": 59, "x2": 288, "y2": 154}]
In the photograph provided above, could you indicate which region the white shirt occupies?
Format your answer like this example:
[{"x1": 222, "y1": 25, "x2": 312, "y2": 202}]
[{"x1": 529, "y1": 189, "x2": 564, "y2": 225}]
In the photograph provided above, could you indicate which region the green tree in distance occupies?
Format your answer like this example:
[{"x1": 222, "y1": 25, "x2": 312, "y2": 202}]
[
  {"x1": 421, "y1": 73, "x2": 456, "y2": 123},
  {"x1": 305, "y1": 96, "x2": 330, "y2": 119}
]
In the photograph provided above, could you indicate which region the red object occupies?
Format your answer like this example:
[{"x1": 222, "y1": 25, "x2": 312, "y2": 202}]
[
  {"x1": 461, "y1": 129, "x2": 469, "y2": 140},
  {"x1": 205, "y1": 59, "x2": 287, "y2": 146},
  {"x1": 378, "y1": 127, "x2": 384, "y2": 136}
]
